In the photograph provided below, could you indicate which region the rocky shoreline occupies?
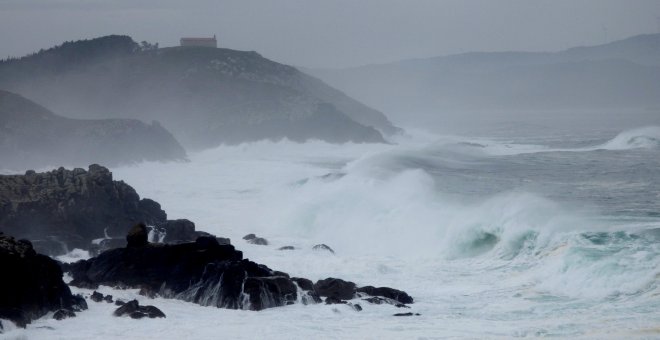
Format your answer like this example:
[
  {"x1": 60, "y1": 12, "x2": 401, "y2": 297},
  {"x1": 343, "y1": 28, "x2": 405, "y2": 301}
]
[{"x1": 0, "y1": 165, "x2": 415, "y2": 331}]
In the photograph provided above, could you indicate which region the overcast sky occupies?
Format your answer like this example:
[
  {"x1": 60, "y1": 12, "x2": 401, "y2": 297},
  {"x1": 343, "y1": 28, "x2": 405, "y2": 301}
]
[{"x1": 1, "y1": 0, "x2": 659, "y2": 68}]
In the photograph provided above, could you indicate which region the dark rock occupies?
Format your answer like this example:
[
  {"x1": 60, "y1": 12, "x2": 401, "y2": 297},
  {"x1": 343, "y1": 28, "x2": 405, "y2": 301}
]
[
  {"x1": 161, "y1": 219, "x2": 196, "y2": 243},
  {"x1": 90, "y1": 291, "x2": 105, "y2": 303},
  {"x1": 0, "y1": 165, "x2": 168, "y2": 255},
  {"x1": 115, "y1": 300, "x2": 125, "y2": 306},
  {"x1": 113, "y1": 299, "x2": 165, "y2": 319},
  {"x1": 291, "y1": 277, "x2": 314, "y2": 291},
  {"x1": 195, "y1": 236, "x2": 219, "y2": 248},
  {"x1": 278, "y1": 246, "x2": 295, "y2": 250},
  {"x1": 0, "y1": 234, "x2": 88, "y2": 327},
  {"x1": 243, "y1": 234, "x2": 256, "y2": 240},
  {"x1": 393, "y1": 312, "x2": 421, "y2": 317},
  {"x1": 325, "y1": 297, "x2": 347, "y2": 305},
  {"x1": 104, "y1": 295, "x2": 113, "y2": 303},
  {"x1": 349, "y1": 303, "x2": 362, "y2": 312},
  {"x1": 271, "y1": 271, "x2": 290, "y2": 278},
  {"x1": 92, "y1": 238, "x2": 128, "y2": 256},
  {"x1": 362, "y1": 296, "x2": 410, "y2": 308},
  {"x1": 127, "y1": 223, "x2": 149, "y2": 247},
  {"x1": 357, "y1": 286, "x2": 413, "y2": 304},
  {"x1": 312, "y1": 244, "x2": 335, "y2": 254},
  {"x1": 70, "y1": 295, "x2": 88, "y2": 312},
  {"x1": 216, "y1": 237, "x2": 231, "y2": 245},
  {"x1": 314, "y1": 278, "x2": 356, "y2": 300},
  {"x1": 248, "y1": 237, "x2": 268, "y2": 245},
  {"x1": 53, "y1": 309, "x2": 75, "y2": 320}
]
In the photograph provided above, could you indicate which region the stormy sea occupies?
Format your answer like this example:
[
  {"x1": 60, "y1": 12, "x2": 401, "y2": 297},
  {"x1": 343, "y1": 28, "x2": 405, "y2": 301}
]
[{"x1": 7, "y1": 111, "x2": 660, "y2": 339}]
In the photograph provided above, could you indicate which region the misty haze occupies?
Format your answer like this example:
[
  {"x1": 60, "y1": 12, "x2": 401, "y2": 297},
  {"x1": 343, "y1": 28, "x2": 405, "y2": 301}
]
[{"x1": 1, "y1": 1, "x2": 659, "y2": 339}]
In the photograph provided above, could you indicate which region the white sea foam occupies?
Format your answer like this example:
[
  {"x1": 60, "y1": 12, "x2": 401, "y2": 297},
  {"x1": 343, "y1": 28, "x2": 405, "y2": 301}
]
[{"x1": 7, "y1": 129, "x2": 660, "y2": 339}]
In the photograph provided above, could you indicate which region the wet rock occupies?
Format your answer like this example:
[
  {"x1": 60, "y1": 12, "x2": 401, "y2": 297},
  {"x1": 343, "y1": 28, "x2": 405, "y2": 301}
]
[
  {"x1": 113, "y1": 300, "x2": 165, "y2": 319},
  {"x1": 325, "y1": 297, "x2": 347, "y2": 305},
  {"x1": 53, "y1": 309, "x2": 75, "y2": 320},
  {"x1": 127, "y1": 223, "x2": 149, "y2": 247},
  {"x1": 0, "y1": 234, "x2": 88, "y2": 327},
  {"x1": 314, "y1": 278, "x2": 356, "y2": 300},
  {"x1": 90, "y1": 291, "x2": 105, "y2": 303},
  {"x1": 291, "y1": 277, "x2": 314, "y2": 291},
  {"x1": 278, "y1": 246, "x2": 295, "y2": 250},
  {"x1": 312, "y1": 244, "x2": 335, "y2": 254},
  {"x1": 393, "y1": 312, "x2": 421, "y2": 316},
  {"x1": 161, "y1": 219, "x2": 196, "y2": 243},
  {"x1": 104, "y1": 295, "x2": 113, "y2": 303},
  {"x1": 243, "y1": 234, "x2": 256, "y2": 240},
  {"x1": 115, "y1": 300, "x2": 125, "y2": 306},
  {"x1": 362, "y1": 296, "x2": 410, "y2": 308},
  {"x1": 248, "y1": 237, "x2": 268, "y2": 245},
  {"x1": 216, "y1": 237, "x2": 231, "y2": 245},
  {"x1": 349, "y1": 303, "x2": 362, "y2": 312},
  {"x1": 357, "y1": 286, "x2": 413, "y2": 304}
]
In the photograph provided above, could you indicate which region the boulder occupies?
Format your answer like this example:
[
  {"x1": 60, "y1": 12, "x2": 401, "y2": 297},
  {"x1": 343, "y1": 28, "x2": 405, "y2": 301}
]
[
  {"x1": 161, "y1": 219, "x2": 196, "y2": 243},
  {"x1": 357, "y1": 286, "x2": 413, "y2": 304},
  {"x1": 0, "y1": 234, "x2": 88, "y2": 327},
  {"x1": 314, "y1": 278, "x2": 356, "y2": 300},
  {"x1": 243, "y1": 234, "x2": 256, "y2": 240},
  {"x1": 113, "y1": 300, "x2": 165, "y2": 319},
  {"x1": 90, "y1": 291, "x2": 105, "y2": 303},
  {"x1": 53, "y1": 309, "x2": 76, "y2": 320},
  {"x1": 127, "y1": 223, "x2": 149, "y2": 247},
  {"x1": 248, "y1": 237, "x2": 268, "y2": 245}
]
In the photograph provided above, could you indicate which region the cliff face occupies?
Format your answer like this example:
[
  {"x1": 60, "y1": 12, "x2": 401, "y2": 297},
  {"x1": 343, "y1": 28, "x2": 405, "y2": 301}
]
[
  {"x1": 0, "y1": 165, "x2": 166, "y2": 255},
  {"x1": 0, "y1": 36, "x2": 395, "y2": 149},
  {"x1": 0, "y1": 90, "x2": 187, "y2": 171}
]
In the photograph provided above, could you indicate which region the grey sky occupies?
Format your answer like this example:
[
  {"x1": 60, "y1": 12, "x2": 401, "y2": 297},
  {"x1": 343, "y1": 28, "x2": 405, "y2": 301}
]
[{"x1": 1, "y1": 0, "x2": 659, "y2": 68}]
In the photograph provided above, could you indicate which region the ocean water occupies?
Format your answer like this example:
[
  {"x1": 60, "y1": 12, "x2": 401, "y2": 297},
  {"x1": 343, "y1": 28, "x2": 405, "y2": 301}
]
[{"x1": 5, "y1": 119, "x2": 660, "y2": 339}]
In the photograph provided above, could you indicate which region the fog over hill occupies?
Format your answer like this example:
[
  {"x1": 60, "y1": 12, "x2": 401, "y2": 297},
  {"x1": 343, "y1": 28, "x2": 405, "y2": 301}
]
[
  {"x1": 0, "y1": 35, "x2": 395, "y2": 149},
  {"x1": 0, "y1": 90, "x2": 186, "y2": 170},
  {"x1": 309, "y1": 34, "x2": 660, "y2": 122}
]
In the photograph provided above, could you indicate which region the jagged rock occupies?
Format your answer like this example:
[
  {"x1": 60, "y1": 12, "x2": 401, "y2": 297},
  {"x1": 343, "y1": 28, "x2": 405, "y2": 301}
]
[
  {"x1": 90, "y1": 291, "x2": 105, "y2": 303},
  {"x1": 0, "y1": 165, "x2": 167, "y2": 255},
  {"x1": 0, "y1": 234, "x2": 88, "y2": 327},
  {"x1": 357, "y1": 286, "x2": 413, "y2": 304},
  {"x1": 312, "y1": 244, "x2": 335, "y2": 254},
  {"x1": 243, "y1": 234, "x2": 256, "y2": 240},
  {"x1": 362, "y1": 296, "x2": 410, "y2": 308},
  {"x1": 161, "y1": 219, "x2": 196, "y2": 243},
  {"x1": 53, "y1": 309, "x2": 75, "y2": 320},
  {"x1": 291, "y1": 277, "x2": 314, "y2": 291},
  {"x1": 278, "y1": 246, "x2": 295, "y2": 250},
  {"x1": 314, "y1": 278, "x2": 356, "y2": 300},
  {"x1": 113, "y1": 300, "x2": 165, "y2": 319},
  {"x1": 127, "y1": 223, "x2": 149, "y2": 247}
]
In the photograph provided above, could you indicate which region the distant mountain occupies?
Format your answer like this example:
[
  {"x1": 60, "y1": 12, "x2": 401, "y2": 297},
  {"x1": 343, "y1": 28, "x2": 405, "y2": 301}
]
[
  {"x1": 0, "y1": 90, "x2": 186, "y2": 170},
  {"x1": 0, "y1": 36, "x2": 395, "y2": 148},
  {"x1": 309, "y1": 34, "x2": 660, "y2": 115}
]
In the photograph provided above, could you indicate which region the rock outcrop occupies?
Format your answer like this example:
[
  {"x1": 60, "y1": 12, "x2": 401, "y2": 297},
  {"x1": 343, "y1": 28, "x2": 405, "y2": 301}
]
[
  {"x1": 0, "y1": 165, "x2": 166, "y2": 255},
  {"x1": 0, "y1": 165, "x2": 215, "y2": 256},
  {"x1": 65, "y1": 230, "x2": 413, "y2": 312},
  {"x1": 113, "y1": 300, "x2": 165, "y2": 319},
  {"x1": 0, "y1": 234, "x2": 87, "y2": 327}
]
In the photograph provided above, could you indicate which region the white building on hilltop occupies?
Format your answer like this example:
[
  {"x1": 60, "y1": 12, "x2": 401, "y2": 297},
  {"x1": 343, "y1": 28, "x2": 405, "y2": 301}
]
[{"x1": 180, "y1": 35, "x2": 217, "y2": 48}]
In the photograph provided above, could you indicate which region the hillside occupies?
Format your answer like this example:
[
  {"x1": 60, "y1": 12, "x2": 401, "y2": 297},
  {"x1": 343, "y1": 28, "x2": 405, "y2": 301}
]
[
  {"x1": 0, "y1": 36, "x2": 394, "y2": 148},
  {"x1": 0, "y1": 90, "x2": 186, "y2": 170},
  {"x1": 309, "y1": 33, "x2": 660, "y2": 117}
]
